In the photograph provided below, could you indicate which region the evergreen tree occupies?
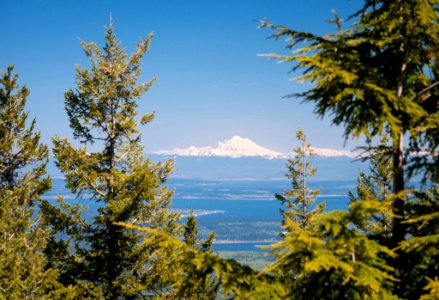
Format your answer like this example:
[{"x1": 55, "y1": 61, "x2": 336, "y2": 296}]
[
  {"x1": 260, "y1": 0, "x2": 439, "y2": 247},
  {"x1": 267, "y1": 129, "x2": 396, "y2": 298},
  {"x1": 43, "y1": 24, "x2": 180, "y2": 298},
  {"x1": 121, "y1": 223, "x2": 271, "y2": 300},
  {"x1": 179, "y1": 213, "x2": 217, "y2": 299},
  {"x1": 265, "y1": 202, "x2": 397, "y2": 299},
  {"x1": 275, "y1": 129, "x2": 324, "y2": 232},
  {"x1": 183, "y1": 211, "x2": 215, "y2": 252},
  {"x1": 0, "y1": 65, "x2": 50, "y2": 195},
  {"x1": 0, "y1": 66, "x2": 80, "y2": 299},
  {"x1": 349, "y1": 136, "x2": 393, "y2": 243},
  {"x1": 398, "y1": 184, "x2": 439, "y2": 299},
  {"x1": 184, "y1": 213, "x2": 199, "y2": 249}
]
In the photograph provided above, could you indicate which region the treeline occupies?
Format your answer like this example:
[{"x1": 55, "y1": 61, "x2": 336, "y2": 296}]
[{"x1": 0, "y1": 1, "x2": 438, "y2": 299}]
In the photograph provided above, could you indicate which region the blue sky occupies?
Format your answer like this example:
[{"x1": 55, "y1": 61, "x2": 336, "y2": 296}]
[{"x1": 1, "y1": 0, "x2": 362, "y2": 152}]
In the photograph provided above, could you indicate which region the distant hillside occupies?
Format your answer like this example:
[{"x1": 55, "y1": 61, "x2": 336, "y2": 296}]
[{"x1": 48, "y1": 154, "x2": 366, "y2": 181}]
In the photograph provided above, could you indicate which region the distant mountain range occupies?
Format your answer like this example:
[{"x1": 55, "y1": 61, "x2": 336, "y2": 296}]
[
  {"x1": 154, "y1": 136, "x2": 357, "y2": 159},
  {"x1": 47, "y1": 136, "x2": 366, "y2": 180},
  {"x1": 149, "y1": 136, "x2": 365, "y2": 180}
]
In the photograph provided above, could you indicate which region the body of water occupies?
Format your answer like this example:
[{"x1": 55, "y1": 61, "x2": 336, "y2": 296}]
[{"x1": 46, "y1": 178, "x2": 354, "y2": 251}]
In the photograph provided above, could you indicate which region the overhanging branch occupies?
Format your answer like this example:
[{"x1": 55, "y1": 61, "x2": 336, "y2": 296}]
[{"x1": 412, "y1": 80, "x2": 439, "y2": 100}]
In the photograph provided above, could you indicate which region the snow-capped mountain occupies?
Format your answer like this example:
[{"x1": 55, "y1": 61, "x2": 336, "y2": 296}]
[
  {"x1": 156, "y1": 136, "x2": 285, "y2": 159},
  {"x1": 155, "y1": 136, "x2": 357, "y2": 159},
  {"x1": 310, "y1": 147, "x2": 357, "y2": 158}
]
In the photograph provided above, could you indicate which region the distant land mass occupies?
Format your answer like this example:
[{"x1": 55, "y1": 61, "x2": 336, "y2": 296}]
[
  {"x1": 149, "y1": 155, "x2": 367, "y2": 181},
  {"x1": 46, "y1": 136, "x2": 367, "y2": 180}
]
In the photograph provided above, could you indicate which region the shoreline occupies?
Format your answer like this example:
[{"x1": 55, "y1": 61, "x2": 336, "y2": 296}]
[{"x1": 213, "y1": 240, "x2": 278, "y2": 244}]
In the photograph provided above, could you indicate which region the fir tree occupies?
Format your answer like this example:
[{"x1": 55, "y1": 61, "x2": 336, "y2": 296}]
[
  {"x1": 275, "y1": 129, "x2": 324, "y2": 232},
  {"x1": 44, "y1": 24, "x2": 180, "y2": 298},
  {"x1": 260, "y1": 0, "x2": 439, "y2": 247},
  {"x1": 0, "y1": 66, "x2": 80, "y2": 299}
]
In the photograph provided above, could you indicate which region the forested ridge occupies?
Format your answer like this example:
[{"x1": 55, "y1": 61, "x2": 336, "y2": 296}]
[{"x1": 0, "y1": 1, "x2": 438, "y2": 299}]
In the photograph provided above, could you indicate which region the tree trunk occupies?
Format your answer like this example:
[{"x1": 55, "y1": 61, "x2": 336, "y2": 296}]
[{"x1": 391, "y1": 131, "x2": 405, "y2": 246}]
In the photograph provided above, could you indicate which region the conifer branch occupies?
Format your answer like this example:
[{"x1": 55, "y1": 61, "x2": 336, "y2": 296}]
[{"x1": 412, "y1": 80, "x2": 439, "y2": 101}]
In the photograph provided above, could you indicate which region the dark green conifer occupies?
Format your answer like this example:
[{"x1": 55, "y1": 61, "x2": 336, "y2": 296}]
[
  {"x1": 184, "y1": 212, "x2": 215, "y2": 252},
  {"x1": 262, "y1": 2, "x2": 439, "y2": 297},
  {"x1": 184, "y1": 213, "x2": 199, "y2": 249},
  {"x1": 0, "y1": 66, "x2": 80, "y2": 299},
  {"x1": 178, "y1": 212, "x2": 216, "y2": 299},
  {"x1": 261, "y1": 0, "x2": 439, "y2": 247},
  {"x1": 44, "y1": 24, "x2": 180, "y2": 298}
]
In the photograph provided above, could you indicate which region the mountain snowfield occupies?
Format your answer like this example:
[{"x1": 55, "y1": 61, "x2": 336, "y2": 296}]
[{"x1": 155, "y1": 136, "x2": 357, "y2": 159}]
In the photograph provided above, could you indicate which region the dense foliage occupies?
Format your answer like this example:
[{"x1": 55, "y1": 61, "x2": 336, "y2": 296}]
[
  {"x1": 260, "y1": 0, "x2": 439, "y2": 298},
  {"x1": 261, "y1": 0, "x2": 439, "y2": 247},
  {"x1": 41, "y1": 25, "x2": 180, "y2": 298},
  {"x1": 0, "y1": 66, "x2": 87, "y2": 299}
]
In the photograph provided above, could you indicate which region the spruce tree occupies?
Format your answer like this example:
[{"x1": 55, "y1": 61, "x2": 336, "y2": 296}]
[
  {"x1": 44, "y1": 24, "x2": 180, "y2": 298},
  {"x1": 0, "y1": 66, "x2": 76, "y2": 299},
  {"x1": 260, "y1": 0, "x2": 439, "y2": 247}
]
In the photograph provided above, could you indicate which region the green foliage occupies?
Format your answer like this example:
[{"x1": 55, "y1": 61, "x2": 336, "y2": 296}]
[
  {"x1": 265, "y1": 201, "x2": 397, "y2": 299},
  {"x1": 113, "y1": 221, "x2": 287, "y2": 299},
  {"x1": 275, "y1": 129, "x2": 324, "y2": 231},
  {"x1": 0, "y1": 65, "x2": 50, "y2": 195},
  {"x1": 397, "y1": 184, "x2": 439, "y2": 299},
  {"x1": 347, "y1": 138, "x2": 438, "y2": 299},
  {"x1": 420, "y1": 277, "x2": 439, "y2": 300},
  {"x1": 349, "y1": 136, "x2": 393, "y2": 243},
  {"x1": 0, "y1": 66, "x2": 82, "y2": 299},
  {"x1": 268, "y1": 129, "x2": 397, "y2": 299},
  {"x1": 262, "y1": 6, "x2": 439, "y2": 298},
  {"x1": 180, "y1": 212, "x2": 216, "y2": 298},
  {"x1": 184, "y1": 213, "x2": 199, "y2": 248},
  {"x1": 260, "y1": 1, "x2": 439, "y2": 142},
  {"x1": 43, "y1": 24, "x2": 180, "y2": 298},
  {"x1": 261, "y1": 0, "x2": 439, "y2": 245},
  {"x1": 184, "y1": 212, "x2": 215, "y2": 252}
]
